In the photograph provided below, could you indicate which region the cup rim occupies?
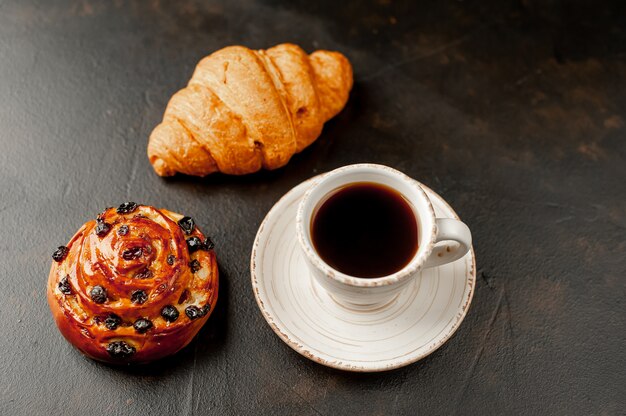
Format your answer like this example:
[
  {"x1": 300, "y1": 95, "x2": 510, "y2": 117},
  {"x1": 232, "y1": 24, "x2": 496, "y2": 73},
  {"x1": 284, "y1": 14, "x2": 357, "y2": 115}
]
[{"x1": 296, "y1": 163, "x2": 438, "y2": 288}]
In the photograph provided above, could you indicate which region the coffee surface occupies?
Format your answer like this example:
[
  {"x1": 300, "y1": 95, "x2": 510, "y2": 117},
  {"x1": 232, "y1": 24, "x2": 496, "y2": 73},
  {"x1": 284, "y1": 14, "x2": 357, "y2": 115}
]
[{"x1": 311, "y1": 182, "x2": 419, "y2": 278}]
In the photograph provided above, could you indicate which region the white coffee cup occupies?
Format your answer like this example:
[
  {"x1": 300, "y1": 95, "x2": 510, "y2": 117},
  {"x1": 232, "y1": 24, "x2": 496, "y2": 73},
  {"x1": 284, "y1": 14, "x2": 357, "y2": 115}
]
[{"x1": 296, "y1": 164, "x2": 472, "y2": 307}]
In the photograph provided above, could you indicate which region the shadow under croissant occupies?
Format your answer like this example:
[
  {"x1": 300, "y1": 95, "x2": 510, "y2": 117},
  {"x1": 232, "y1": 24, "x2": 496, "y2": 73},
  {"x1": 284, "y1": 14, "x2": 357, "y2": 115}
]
[
  {"x1": 94, "y1": 264, "x2": 230, "y2": 377},
  {"x1": 159, "y1": 148, "x2": 317, "y2": 190}
]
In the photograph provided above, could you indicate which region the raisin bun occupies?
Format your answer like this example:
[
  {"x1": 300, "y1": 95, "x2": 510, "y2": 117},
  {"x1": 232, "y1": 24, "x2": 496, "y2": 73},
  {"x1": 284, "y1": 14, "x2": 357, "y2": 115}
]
[{"x1": 47, "y1": 203, "x2": 218, "y2": 364}]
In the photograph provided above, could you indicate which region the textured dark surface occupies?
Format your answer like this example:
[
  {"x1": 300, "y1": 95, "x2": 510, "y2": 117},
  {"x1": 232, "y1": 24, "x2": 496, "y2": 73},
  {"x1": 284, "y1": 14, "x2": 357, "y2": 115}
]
[{"x1": 1, "y1": 1, "x2": 625, "y2": 415}]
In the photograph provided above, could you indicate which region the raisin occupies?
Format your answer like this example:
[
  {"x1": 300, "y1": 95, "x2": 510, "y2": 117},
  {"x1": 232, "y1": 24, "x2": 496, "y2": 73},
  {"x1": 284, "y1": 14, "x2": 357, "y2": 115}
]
[
  {"x1": 203, "y1": 237, "x2": 215, "y2": 250},
  {"x1": 130, "y1": 290, "x2": 147, "y2": 304},
  {"x1": 52, "y1": 246, "x2": 69, "y2": 262},
  {"x1": 167, "y1": 254, "x2": 175, "y2": 265},
  {"x1": 201, "y1": 304, "x2": 211, "y2": 316},
  {"x1": 117, "y1": 202, "x2": 138, "y2": 214},
  {"x1": 95, "y1": 220, "x2": 111, "y2": 237},
  {"x1": 189, "y1": 259, "x2": 201, "y2": 273},
  {"x1": 133, "y1": 318, "x2": 153, "y2": 334},
  {"x1": 90, "y1": 285, "x2": 107, "y2": 304},
  {"x1": 106, "y1": 341, "x2": 135, "y2": 359},
  {"x1": 177, "y1": 216, "x2": 195, "y2": 235},
  {"x1": 186, "y1": 237, "x2": 203, "y2": 253},
  {"x1": 122, "y1": 247, "x2": 143, "y2": 260},
  {"x1": 185, "y1": 305, "x2": 203, "y2": 320},
  {"x1": 161, "y1": 305, "x2": 179, "y2": 322},
  {"x1": 104, "y1": 314, "x2": 122, "y2": 330},
  {"x1": 117, "y1": 225, "x2": 129, "y2": 236},
  {"x1": 135, "y1": 268, "x2": 152, "y2": 279},
  {"x1": 58, "y1": 275, "x2": 72, "y2": 295}
]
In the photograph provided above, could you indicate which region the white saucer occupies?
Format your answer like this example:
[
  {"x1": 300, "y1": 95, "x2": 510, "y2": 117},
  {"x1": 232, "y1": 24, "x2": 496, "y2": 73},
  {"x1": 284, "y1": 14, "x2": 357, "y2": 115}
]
[{"x1": 250, "y1": 177, "x2": 475, "y2": 372}]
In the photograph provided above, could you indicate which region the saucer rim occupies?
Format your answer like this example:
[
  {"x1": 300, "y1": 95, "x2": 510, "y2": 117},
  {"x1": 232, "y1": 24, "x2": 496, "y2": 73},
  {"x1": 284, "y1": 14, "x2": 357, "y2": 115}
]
[{"x1": 250, "y1": 176, "x2": 476, "y2": 372}]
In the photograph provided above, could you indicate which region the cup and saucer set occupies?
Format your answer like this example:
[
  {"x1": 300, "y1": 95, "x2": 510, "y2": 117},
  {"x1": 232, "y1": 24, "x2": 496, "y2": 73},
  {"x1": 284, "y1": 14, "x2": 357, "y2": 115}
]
[{"x1": 250, "y1": 164, "x2": 475, "y2": 372}]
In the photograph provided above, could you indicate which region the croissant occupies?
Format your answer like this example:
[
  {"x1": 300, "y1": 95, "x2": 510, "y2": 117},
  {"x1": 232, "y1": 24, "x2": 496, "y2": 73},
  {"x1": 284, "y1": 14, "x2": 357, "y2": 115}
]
[
  {"x1": 147, "y1": 43, "x2": 353, "y2": 176},
  {"x1": 47, "y1": 203, "x2": 218, "y2": 364}
]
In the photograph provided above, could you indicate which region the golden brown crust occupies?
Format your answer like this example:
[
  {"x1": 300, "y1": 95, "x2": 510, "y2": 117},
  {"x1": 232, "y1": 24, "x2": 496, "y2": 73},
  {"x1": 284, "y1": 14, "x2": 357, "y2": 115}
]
[
  {"x1": 147, "y1": 43, "x2": 353, "y2": 177},
  {"x1": 47, "y1": 204, "x2": 218, "y2": 364}
]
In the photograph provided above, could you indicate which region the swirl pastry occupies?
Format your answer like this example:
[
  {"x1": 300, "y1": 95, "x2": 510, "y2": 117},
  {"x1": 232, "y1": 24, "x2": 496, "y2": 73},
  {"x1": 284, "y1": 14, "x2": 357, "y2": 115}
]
[
  {"x1": 47, "y1": 203, "x2": 218, "y2": 364},
  {"x1": 147, "y1": 43, "x2": 353, "y2": 177}
]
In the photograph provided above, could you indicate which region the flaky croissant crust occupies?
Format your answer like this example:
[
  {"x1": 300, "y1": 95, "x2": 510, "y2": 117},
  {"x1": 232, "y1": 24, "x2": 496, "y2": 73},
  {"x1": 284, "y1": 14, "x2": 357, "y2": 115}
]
[
  {"x1": 47, "y1": 204, "x2": 218, "y2": 364},
  {"x1": 148, "y1": 43, "x2": 353, "y2": 176}
]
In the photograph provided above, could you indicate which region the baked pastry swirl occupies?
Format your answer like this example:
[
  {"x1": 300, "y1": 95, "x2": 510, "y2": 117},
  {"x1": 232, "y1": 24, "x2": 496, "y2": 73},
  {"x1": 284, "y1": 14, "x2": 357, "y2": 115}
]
[
  {"x1": 147, "y1": 43, "x2": 353, "y2": 177},
  {"x1": 47, "y1": 203, "x2": 218, "y2": 364}
]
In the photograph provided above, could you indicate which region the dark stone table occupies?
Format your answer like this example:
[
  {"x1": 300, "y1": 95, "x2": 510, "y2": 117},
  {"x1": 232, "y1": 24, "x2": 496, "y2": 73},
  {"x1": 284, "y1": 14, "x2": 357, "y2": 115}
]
[{"x1": 1, "y1": 1, "x2": 624, "y2": 414}]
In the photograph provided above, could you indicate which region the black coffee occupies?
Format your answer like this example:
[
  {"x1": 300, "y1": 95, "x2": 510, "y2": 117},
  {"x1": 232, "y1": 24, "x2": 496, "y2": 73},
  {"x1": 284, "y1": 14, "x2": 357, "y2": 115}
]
[{"x1": 311, "y1": 182, "x2": 419, "y2": 278}]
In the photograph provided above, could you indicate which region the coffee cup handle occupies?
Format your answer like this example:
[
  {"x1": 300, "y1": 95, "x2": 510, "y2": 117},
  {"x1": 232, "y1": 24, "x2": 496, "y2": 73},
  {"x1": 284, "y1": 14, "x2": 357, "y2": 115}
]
[{"x1": 423, "y1": 218, "x2": 472, "y2": 268}]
